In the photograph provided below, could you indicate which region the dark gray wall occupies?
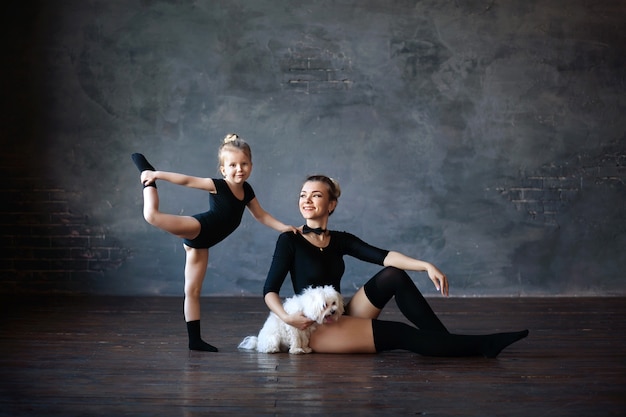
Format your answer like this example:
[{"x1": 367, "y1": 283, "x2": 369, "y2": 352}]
[{"x1": 2, "y1": 0, "x2": 625, "y2": 296}]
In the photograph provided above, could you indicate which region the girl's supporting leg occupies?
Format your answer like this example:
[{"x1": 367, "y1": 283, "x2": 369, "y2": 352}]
[
  {"x1": 372, "y1": 319, "x2": 529, "y2": 358},
  {"x1": 183, "y1": 245, "x2": 217, "y2": 352},
  {"x1": 183, "y1": 245, "x2": 208, "y2": 322}
]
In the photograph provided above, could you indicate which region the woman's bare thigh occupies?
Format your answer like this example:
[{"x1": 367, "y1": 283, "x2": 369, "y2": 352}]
[
  {"x1": 346, "y1": 287, "x2": 381, "y2": 319},
  {"x1": 309, "y1": 316, "x2": 376, "y2": 354}
]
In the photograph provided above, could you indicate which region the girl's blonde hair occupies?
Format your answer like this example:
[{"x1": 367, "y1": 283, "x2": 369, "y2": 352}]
[{"x1": 218, "y1": 133, "x2": 252, "y2": 167}]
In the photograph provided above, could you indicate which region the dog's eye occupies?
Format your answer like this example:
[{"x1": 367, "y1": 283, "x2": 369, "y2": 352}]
[{"x1": 322, "y1": 303, "x2": 327, "y2": 309}]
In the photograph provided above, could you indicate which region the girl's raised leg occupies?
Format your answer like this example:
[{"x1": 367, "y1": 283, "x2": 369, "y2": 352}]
[
  {"x1": 132, "y1": 153, "x2": 201, "y2": 240},
  {"x1": 141, "y1": 187, "x2": 201, "y2": 239}
]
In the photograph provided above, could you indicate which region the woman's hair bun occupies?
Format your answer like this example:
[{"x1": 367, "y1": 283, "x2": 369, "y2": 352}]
[{"x1": 328, "y1": 177, "x2": 341, "y2": 199}]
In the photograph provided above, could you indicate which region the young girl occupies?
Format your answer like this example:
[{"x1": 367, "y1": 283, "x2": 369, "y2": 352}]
[{"x1": 132, "y1": 134, "x2": 296, "y2": 352}]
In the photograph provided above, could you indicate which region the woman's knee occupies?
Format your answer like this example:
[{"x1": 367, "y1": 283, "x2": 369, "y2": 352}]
[
  {"x1": 379, "y1": 266, "x2": 410, "y2": 281},
  {"x1": 364, "y1": 267, "x2": 405, "y2": 305}
]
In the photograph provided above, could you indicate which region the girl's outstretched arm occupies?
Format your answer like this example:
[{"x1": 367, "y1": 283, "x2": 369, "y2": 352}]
[
  {"x1": 246, "y1": 198, "x2": 298, "y2": 233},
  {"x1": 141, "y1": 171, "x2": 216, "y2": 192}
]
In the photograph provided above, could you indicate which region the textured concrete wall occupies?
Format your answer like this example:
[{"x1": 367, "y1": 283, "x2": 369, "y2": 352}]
[{"x1": 1, "y1": 0, "x2": 625, "y2": 296}]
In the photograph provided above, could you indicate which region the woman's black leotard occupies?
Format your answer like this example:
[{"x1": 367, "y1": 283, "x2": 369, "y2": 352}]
[
  {"x1": 263, "y1": 231, "x2": 389, "y2": 296},
  {"x1": 183, "y1": 178, "x2": 255, "y2": 249},
  {"x1": 263, "y1": 225, "x2": 530, "y2": 358}
]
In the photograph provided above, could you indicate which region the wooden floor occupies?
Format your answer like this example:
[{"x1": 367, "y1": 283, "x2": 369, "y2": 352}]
[{"x1": 0, "y1": 296, "x2": 624, "y2": 416}]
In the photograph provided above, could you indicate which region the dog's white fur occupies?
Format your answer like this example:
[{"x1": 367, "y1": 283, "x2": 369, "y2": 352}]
[{"x1": 238, "y1": 285, "x2": 344, "y2": 354}]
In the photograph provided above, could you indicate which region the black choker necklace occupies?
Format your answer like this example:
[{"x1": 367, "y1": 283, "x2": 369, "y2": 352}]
[{"x1": 302, "y1": 224, "x2": 326, "y2": 235}]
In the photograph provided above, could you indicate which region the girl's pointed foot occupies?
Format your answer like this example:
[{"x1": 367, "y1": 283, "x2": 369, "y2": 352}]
[
  {"x1": 131, "y1": 153, "x2": 155, "y2": 172},
  {"x1": 131, "y1": 153, "x2": 157, "y2": 188}
]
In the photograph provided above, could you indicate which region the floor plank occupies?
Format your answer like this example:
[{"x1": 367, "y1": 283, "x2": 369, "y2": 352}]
[{"x1": 0, "y1": 296, "x2": 624, "y2": 416}]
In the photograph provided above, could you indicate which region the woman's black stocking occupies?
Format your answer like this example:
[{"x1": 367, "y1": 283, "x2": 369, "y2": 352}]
[
  {"x1": 372, "y1": 319, "x2": 529, "y2": 358},
  {"x1": 364, "y1": 267, "x2": 449, "y2": 333}
]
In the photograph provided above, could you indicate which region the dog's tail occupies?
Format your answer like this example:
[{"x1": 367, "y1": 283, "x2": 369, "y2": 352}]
[{"x1": 238, "y1": 336, "x2": 258, "y2": 350}]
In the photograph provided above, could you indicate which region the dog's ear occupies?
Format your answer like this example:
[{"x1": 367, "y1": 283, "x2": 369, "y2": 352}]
[
  {"x1": 314, "y1": 290, "x2": 327, "y2": 314},
  {"x1": 322, "y1": 286, "x2": 344, "y2": 315},
  {"x1": 335, "y1": 294, "x2": 345, "y2": 315}
]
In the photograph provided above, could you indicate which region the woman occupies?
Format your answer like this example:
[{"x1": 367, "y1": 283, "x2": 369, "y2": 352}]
[{"x1": 262, "y1": 175, "x2": 528, "y2": 357}]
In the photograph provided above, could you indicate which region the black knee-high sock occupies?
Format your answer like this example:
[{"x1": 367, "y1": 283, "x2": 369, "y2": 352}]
[
  {"x1": 372, "y1": 319, "x2": 529, "y2": 358},
  {"x1": 186, "y1": 320, "x2": 218, "y2": 352},
  {"x1": 364, "y1": 267, "x2": 449, "y2": 333},
  {"x1": 131, "y1": 153, "x2": 155, "y2": 171},
  {"x1": 131, "y1": 153, "x2": 157, "y2": 188}
]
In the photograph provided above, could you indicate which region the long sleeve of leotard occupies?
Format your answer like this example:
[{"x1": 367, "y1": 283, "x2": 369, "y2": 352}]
[{"x1": 263, "y1": 233, "x2": 295, "y2": 296}]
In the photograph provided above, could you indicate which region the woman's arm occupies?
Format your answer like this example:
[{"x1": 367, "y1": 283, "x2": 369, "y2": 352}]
[
  {"x1": 264, "y1": 292, "x2": 315, "y2": 330},
  {"x1": 383, "y1": 251, "x2": 449, "y2": 296},
  {"x1": 141, "y1": 170, "x2": 216, "y2": 192},
  {"x1": 247, "y1": 198, "x2": 298, "y2": 233}
]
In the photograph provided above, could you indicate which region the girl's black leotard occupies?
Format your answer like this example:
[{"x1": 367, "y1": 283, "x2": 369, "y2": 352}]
[
  {"x1": 183, "y1": 178, "x2": 255, "y2": 249},
  {"x1": 263, "y1": 231, "x2": 389, "y2": 296}
]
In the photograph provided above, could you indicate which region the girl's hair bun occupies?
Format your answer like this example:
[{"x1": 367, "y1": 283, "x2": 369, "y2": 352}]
[{"x1": 223, "y1": 133, "x2": 240, "y2": 143}]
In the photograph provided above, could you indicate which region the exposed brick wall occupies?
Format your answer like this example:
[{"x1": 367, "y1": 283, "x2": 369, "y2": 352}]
[
  {"x1": 497, "y1": 146, "x2": 625, "y2": 226},
  {"x1": 0, "y1": 181, "x2": 131, "y2": 294},
  {"x1": 501, "y1": 175, "x2": 580, "y2": 226},
  {"x1": 282, "y1": 46, "x2": 353, "y2": 93}
]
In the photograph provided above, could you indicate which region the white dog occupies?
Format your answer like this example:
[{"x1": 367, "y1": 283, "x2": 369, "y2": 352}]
[{"x1": 238, "y1": 285, "x2": 344, "y2": 354}]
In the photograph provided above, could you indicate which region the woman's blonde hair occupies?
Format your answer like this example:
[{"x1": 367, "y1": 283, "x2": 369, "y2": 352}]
[{"x1": 218, "y1": 133, "x2": 252, "y2": 167}]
